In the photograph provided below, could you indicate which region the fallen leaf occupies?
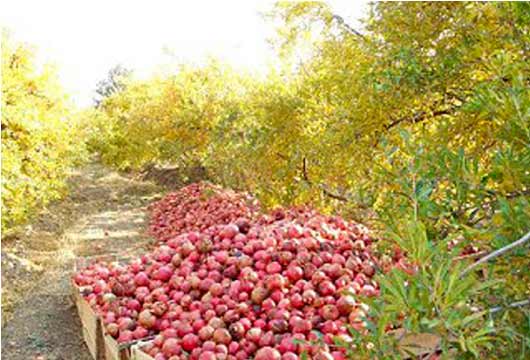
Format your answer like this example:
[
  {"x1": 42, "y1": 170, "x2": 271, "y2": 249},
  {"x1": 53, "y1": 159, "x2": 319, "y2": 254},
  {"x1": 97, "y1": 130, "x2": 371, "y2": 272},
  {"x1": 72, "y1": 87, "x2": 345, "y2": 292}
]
[{"x1": 391, "y1": 329, "x2": 441, "y2": 358}]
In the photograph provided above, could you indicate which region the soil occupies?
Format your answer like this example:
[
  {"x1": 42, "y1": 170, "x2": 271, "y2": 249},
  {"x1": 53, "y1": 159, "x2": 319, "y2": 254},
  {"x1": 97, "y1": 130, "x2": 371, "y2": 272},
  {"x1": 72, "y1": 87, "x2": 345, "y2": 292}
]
[{"x1": 1, "y1": 163, "x2": 166, "y2": 360}]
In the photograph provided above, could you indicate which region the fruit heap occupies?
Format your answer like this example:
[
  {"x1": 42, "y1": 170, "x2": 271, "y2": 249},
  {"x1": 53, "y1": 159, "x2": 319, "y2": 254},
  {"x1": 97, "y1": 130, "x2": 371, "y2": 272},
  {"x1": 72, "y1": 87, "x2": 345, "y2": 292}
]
[
  {"x1": 149, "y1": 182, "x2": 260, "y2": 242},
  {"x1": 73, "y1": 185, "x2": 383, "y2": 360}
]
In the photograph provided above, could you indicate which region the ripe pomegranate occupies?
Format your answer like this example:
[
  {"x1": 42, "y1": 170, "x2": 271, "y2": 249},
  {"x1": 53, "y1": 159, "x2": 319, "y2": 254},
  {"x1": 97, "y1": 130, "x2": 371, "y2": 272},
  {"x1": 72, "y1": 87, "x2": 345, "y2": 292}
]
[
  {"x1": 255, "y1": 347, "x2": 281, "y2": 360},
  {"x1": 182, "y1": 333, "x2": 200, "y2": 352}
]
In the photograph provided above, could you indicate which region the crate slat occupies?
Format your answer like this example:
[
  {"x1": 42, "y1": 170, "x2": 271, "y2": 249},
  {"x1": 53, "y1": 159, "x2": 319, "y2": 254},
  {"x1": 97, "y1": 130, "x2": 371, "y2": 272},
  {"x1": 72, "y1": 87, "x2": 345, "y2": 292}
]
[
  {"x1": 71, "y1": 279, "x2": 104, "y2": 360},
  {"x1": 101, "y1": 326, "x2": 155, "y2": 360},
  {"x1": 130, "y1": 341, "x2": 155, "y2": 360},
  {"x1": 101, "y1": 329, "x2": 130, "y2": 360}
]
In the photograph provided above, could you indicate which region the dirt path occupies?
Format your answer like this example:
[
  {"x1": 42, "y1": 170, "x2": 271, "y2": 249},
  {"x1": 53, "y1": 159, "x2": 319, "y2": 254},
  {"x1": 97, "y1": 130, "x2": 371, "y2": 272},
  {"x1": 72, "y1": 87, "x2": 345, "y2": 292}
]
[{"x1": 1, "y1": 163, "x2": 165, "y2": 360}]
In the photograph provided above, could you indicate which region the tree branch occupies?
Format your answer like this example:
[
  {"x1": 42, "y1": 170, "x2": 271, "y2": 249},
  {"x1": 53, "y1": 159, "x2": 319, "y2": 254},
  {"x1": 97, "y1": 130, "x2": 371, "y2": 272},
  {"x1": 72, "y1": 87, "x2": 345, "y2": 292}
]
[
  {"x1": 332, "y1": 15, "x2": 365, "y2": 39},
  {"x1": 276, "y1": 152, "x2": 288, "y2": 160},
  {"x1": 489, "y1": 299, "x2": 530, "y2": 314},
  {"x1": 302, "y1": 157, "x2": 351, "y2": 202},
  {"x1": 452, "y1": 250, "x2": 488, "y2": 263},
  {"x1": 460, "y1": 231, "x2": 530, "y2": 277},
  {"x1": 457, "y1": 188, "x2": 530, "y2": 225},
  {"x1": 384, "y1": 108, "x2": 452, "y2": 131},
  {"x1": 371, "y1": 105, "x2": 458, "y2": 148},
  {"x1": 506, "y1": 188, "x2": 530, "y2": 199}
]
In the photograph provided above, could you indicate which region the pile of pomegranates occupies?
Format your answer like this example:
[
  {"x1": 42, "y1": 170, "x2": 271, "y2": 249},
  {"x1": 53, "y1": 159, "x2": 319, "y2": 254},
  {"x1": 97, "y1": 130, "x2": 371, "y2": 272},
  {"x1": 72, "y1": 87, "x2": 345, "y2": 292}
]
[
  {"x1": 148, "y1": 182, "x2": 260, "y2": 242},
  {"x1": 73, "y1": 185, "x2": 393, "y2": 360}
]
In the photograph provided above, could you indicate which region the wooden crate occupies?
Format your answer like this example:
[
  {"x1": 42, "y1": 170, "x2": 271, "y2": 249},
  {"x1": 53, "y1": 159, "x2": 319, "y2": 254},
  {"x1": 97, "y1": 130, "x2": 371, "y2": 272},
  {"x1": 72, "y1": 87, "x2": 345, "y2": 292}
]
[
  {"x1": 101, "y1": 327, "x2": 155, "y2": 360},
  {"x1": 130, "y1": 341, "x2": 155, "y2": 360},
  {"x1": 71, "y1": 279, "x2": 104, "y2": 360},
  {"x1": 101, "y1": 329, "x2": 131, "y2": 360}
]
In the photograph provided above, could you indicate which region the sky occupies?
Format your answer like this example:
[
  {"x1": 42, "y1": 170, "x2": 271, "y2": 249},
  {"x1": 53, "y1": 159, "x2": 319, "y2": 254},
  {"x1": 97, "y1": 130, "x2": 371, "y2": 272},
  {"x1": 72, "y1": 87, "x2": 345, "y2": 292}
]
[{"x1": 1, "y1": 0, "x2": 368, "y2": 107}]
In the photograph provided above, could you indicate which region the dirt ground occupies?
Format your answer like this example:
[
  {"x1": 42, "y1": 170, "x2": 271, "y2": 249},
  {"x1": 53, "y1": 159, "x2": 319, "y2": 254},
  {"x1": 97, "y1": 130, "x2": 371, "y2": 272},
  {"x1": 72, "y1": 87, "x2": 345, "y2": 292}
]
[{"x1": 1, "y1": 163, "x2": 166, "y2": 360}]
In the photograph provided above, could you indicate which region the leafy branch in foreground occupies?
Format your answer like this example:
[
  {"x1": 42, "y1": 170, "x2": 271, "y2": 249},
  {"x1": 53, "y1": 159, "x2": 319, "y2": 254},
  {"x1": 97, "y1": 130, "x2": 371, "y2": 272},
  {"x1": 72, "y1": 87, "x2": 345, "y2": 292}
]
[
  {"x1": 345, "y1": 222, "x2": 502, "y2": 359},
  {"x1": 460, "y1": 231, "x2": 530, "y2": 277}
]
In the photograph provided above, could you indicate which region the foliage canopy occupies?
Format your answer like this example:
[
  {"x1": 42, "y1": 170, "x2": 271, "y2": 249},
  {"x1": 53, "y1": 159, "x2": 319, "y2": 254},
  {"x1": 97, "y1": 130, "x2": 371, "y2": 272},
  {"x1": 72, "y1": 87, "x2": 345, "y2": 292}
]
[{"x1": 1, "y1": 31, "x2": 86, "y2": 233}]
